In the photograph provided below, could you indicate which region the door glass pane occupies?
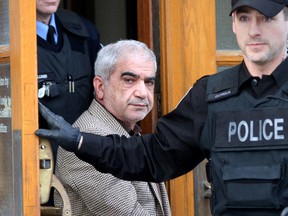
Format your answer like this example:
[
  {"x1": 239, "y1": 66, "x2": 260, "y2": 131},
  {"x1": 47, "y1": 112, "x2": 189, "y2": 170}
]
[
  {"x1": 0, "y1": 63, "x2": 13, "y2": 215},
  {"x1": 0, "y1": 0, "x2": 9, "y2": 45},
  {"x1": 216, "y1": 0, "x2": 239, "y2": 50},
  {"x1": 0, "y1": 1, "x2": 22, "y2": 215}
]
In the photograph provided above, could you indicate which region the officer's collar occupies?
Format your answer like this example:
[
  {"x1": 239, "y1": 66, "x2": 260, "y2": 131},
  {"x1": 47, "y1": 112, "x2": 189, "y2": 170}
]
[
  {"x1": 272, "y1": 57, "x2": 288, "y2": 88},
  {"x1": 239, "y1": 62, "x2": 251, "y2": 87},
  {"x1": 239, "y1": 58, "x2": 288, "y2": 89},
  {"x1": 55, "y1": 9, "x2": 89, "y2": 37}
]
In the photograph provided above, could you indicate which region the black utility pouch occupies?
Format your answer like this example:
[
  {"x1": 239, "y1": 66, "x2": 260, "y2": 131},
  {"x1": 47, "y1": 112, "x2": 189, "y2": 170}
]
[{"x1": 222, "y1": 161, "x2": 283, "y2": 208}]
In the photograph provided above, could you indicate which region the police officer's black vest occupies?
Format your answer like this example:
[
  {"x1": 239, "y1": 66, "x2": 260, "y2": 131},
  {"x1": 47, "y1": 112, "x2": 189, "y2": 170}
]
[
  {"x1": 203, "y1": 66, "x2": 288, "y2": 216},
  {"x1": 37, "y1": 9, "x2": 93, "y2": 125}
]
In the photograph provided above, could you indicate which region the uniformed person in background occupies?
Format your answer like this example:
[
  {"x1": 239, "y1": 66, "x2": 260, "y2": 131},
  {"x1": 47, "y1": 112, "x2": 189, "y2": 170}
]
[
  {"x1": 36, "y1": 0, "x2": 288, "y2": 215},
  {"x1": 37, "y1": 0, "x2": 102, "y2": 126}
]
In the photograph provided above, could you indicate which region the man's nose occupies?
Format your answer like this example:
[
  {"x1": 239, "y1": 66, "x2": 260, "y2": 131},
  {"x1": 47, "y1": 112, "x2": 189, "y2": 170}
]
[
  {"x1": 134, "y1": 81, "x2": 148, "y2": 98},
  {"x1": 249, "y1": 18, "x2": 261, "y2": 37}
]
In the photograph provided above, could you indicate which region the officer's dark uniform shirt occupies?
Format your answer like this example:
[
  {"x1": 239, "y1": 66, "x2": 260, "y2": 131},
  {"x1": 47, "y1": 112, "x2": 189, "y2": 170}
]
[{"x1": 76, "y1": 58, "x2": 288, "y2": 215}]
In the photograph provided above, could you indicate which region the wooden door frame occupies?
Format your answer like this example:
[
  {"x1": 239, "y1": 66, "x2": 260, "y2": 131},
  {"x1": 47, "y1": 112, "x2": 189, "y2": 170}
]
[
  {"x1": 158, "y1": 1, "x2": 243, "y2": 215},
  {"x1": 159, "y1": 0, "x2": 216, "y2": 215},
  {"x1": 9, "y1": 0, "x2": 39, "y2": 215},
  {"x1": 138, "y1": 0, "x2": 217, "y2": 215},
  {"x1": 137, "y1": 0, "x2": 159, "y2": 134}
]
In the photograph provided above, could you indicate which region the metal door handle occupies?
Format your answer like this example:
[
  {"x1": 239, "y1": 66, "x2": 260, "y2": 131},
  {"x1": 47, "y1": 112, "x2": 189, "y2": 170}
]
[{"x1": 203, "y1": 181, "x2": 212, "y2": 199}]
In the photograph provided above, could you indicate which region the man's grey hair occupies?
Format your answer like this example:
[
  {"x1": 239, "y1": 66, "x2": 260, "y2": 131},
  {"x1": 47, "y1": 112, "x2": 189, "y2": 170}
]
[{"x1": 94, "y1": 39, "x2": 157, "y2": 82}]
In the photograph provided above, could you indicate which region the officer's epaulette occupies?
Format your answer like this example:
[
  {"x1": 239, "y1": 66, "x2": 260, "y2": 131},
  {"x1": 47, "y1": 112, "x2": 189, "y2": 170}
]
[
  {"x1": 56, "y1": 9, "x2": 89, "y2": 38},
  {"x1": 206, "y1": 65, "x2": 240, "y2": 102}
]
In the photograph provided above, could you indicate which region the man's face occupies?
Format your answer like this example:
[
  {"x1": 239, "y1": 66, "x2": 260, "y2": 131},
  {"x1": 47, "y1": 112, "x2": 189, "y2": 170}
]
[
  {"x1": 94, "y1": 53, "x2": 156, "y2": 129},
  {"x1": 232, "y1": 7, "x2": 288, "y2": 68},
  {"x1": 36, "y1": 0, "x2": 60, "y2": 22}
]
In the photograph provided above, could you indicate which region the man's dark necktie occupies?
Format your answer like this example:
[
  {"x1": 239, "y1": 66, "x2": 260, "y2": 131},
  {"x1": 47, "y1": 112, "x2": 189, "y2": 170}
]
[{"x1": 47, "y1": 25, "x2": 56, "y2": 45}]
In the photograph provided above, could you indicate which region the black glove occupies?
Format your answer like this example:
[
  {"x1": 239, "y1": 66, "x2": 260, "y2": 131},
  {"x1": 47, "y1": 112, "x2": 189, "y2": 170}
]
[{"x1": 35, "y1": 102, "x2": 82, "y2": 152}]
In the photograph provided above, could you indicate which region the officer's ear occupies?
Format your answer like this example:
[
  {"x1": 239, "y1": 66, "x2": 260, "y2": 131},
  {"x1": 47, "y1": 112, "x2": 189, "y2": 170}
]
[
  {"x1": 93, "y1": 76, "x2": 104, "y2": 100},
  {"x1": 231, "y1": 13, "x2": 237, "y2": 34}
]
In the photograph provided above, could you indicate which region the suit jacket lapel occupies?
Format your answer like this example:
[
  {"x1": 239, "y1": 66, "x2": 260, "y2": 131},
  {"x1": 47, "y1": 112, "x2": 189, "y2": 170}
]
[{"x1": 149, "y1": 182, "x2": 165, "y2": 210}]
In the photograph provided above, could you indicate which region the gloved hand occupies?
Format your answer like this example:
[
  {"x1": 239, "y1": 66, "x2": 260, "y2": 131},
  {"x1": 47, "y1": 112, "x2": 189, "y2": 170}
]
[{"x1": 35, "y1": 102, "x2": 82, "y2": 152}]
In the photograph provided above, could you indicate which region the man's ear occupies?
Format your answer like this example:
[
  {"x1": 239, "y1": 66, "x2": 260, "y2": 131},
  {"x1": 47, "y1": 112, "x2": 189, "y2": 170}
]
[{"x1": 93, "y1": 76, "x2": 104, "y2": 100}]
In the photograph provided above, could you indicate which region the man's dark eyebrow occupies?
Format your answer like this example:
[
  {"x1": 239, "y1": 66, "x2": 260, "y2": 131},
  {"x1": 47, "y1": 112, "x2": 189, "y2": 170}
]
[
  {"x1": 121, "y1": 71, "x2": 156, "y2": 81},
  {"x1": 121, "y1": 71, "x2": 138, "y2": 78}
]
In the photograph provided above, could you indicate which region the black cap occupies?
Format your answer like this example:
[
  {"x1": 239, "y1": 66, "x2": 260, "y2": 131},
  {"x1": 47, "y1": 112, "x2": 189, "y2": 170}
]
[{"x1": 230, "y1": 0, "x2": 288, "y2": 17}]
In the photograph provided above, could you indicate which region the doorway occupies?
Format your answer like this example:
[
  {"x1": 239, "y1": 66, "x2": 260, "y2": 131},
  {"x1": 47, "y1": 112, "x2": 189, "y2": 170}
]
[{"x1": 61, "y1": 0, "x2": 138, "y2": 45}]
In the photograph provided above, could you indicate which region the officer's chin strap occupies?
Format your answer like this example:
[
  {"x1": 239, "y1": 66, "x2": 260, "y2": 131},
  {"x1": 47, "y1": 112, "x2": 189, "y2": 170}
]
[{"x1": 281, "y1": 207, "x2": 288, "y2": 216}]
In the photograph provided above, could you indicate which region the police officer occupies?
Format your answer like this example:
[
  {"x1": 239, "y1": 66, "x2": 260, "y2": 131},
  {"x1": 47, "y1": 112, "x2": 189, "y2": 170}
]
[
  {"x1": 37, "y1": 0, "x2": 102, "y2": 126},
  {"x1": 36, "y1": 0, "x2": 288, "y2": 215}
]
